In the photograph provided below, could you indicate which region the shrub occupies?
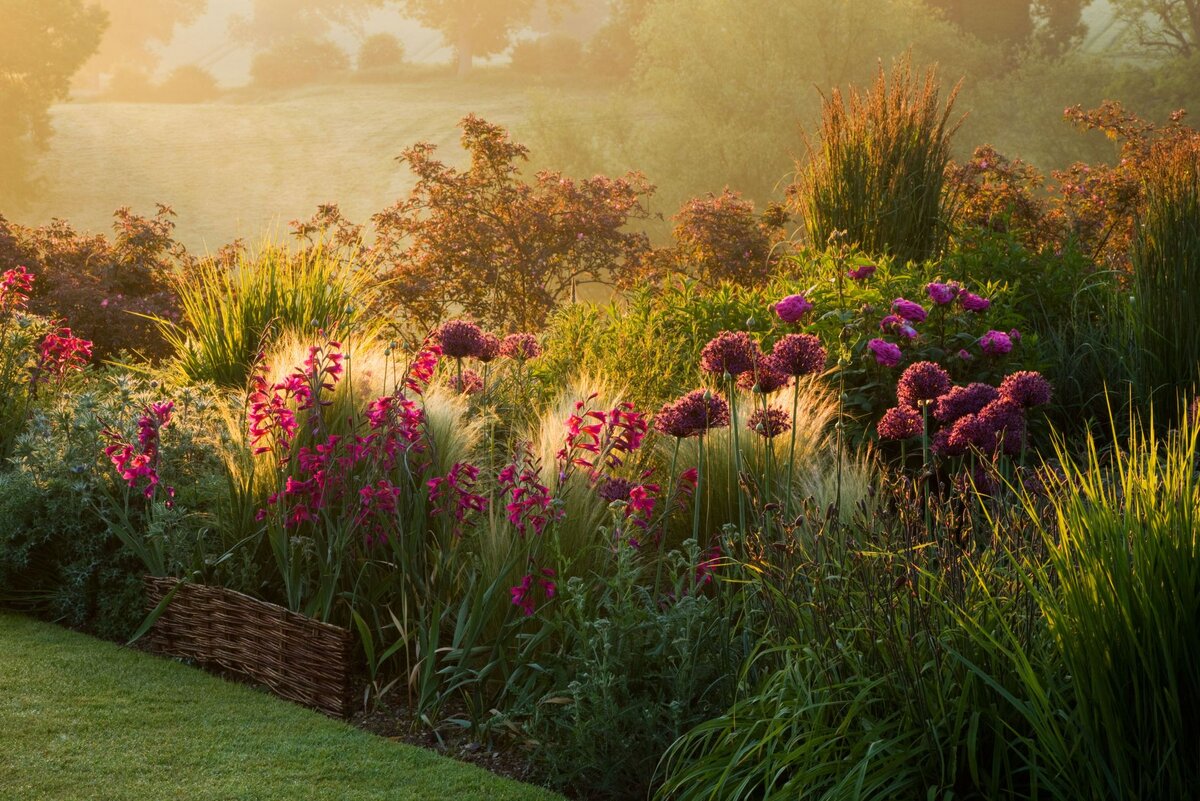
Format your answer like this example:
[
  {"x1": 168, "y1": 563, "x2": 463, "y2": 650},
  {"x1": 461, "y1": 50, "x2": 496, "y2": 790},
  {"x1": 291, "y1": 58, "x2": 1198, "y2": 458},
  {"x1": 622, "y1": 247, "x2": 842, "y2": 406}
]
[
  {"x1": 250, "y1": 37, "x2": 349, "y2": 90},
  {"x1": 0, "y1": 206, "x2": 185, "y2": 362},
  {"x1": 155, "y1": 242, "x2": 377, "y2": 387},
  {"x1": 791, "y1": 57, "x2": 961, "y2": 263},
  {"x1": 0, "y1": 372, "x2": 229, "y2": 639},
  {"x1": 357, "y1": 33, "x2": 405, "y2": 72},
  {"x1": 157, "y1": 65, "x2": 221, "y2": 103},
  {"x1": 370, "y1": 115, "x2": 652, "y2": 332}
]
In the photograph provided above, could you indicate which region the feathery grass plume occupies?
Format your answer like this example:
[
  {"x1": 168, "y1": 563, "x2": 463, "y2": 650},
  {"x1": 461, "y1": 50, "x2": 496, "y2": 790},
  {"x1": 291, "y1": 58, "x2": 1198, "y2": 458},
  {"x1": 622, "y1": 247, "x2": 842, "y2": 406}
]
[
  {"x1": 155, "y1": 241, "x2": 379, "y2": 387},
  {"x1": 661, "y1": 377, "x2": 868, "y2": 543},
  {"x1": 793, "y1": 55, "x2": 961, "y2": 264},
  {"x1": 1128, "y1": 137, "x2": 1200, "y2": 420}
]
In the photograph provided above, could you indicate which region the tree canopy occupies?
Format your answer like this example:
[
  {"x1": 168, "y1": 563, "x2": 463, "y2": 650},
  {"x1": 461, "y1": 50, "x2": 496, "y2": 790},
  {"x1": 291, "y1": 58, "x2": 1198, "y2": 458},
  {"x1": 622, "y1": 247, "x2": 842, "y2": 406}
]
[{"x1": 0, "y1": 0, "x2": 107, "y2": 205}]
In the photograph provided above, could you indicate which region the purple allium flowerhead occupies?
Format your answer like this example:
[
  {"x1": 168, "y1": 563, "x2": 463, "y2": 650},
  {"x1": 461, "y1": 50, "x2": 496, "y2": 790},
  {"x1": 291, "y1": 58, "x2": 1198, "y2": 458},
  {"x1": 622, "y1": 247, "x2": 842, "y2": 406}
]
[
  {"x1": 934, "y1": 383, "x2": 1000, "y2": 424},
  {"x1": 848, "y1": 263, "x2": 877, "y2": 281},
  {"x1": 477, "y1": 332, "x2": 501, "y2": 364},
  {"x1": 769, "y1": 333, "x2": 827, "y2": 377},
  {"x1": 927, "y1": 282, "x2": 961, "y2": 306},
  {"x1": 500, "y1": 333, "x2": 542, "y2": 360},
  {"x1": 869, "y1": 338, "x2": 903, "y2": 367},
  {"x1": 980, "y1": 330, "x2": 1013, "y2": 356},
  {"x1": 654, "y1": 389, "x2": 731, "y2": 438},
  {"x1": 737, "y1": 356, "x2": 791, "y2": 394},
  {"x1": 774, "y1": 294, "x2": 813, "y2": 323},
  {"x1": 700, "y1": 331, "x2": 759, "y2": 377},
  {"x1": 931, "y1": 429, "x2": 964, "y2": 457},
  {"x1": 877, "y1": 406, "x2": 923, "y2": 440},
  {"x1": 447, "y1": 368, "x2": 484, "y2": 395},
  {"x1": 437, "y1": 319, "x2": 484, "y2": 359},
  {"x1": 959, "y1": 291, "x2": 991, "y2": 313},
  {"x1": 596, "y1": 476, "x2": 636, "y2": 504},
  {"x1": 977, "y1": 398, "x2": 1027, "y2": 456},
  {"x1": 747, "y1": 407, "x2": 792, "y2": 439},
  {"x1": 896, "y1": 361, "x2": 952, "y2": 409},
  {"x1": 892, "y1": 298, "x2": 928, "y2": 323},
  {"x1": 999, "y1": 371, "x2": 1052, "y2": 409}
]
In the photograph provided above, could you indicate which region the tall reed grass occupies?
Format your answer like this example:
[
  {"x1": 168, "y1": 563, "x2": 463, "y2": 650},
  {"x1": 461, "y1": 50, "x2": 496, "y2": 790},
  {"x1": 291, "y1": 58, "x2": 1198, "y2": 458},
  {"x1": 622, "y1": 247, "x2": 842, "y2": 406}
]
[{"x1": 794, "y1": 56, "x2": 960, "y2": 264}]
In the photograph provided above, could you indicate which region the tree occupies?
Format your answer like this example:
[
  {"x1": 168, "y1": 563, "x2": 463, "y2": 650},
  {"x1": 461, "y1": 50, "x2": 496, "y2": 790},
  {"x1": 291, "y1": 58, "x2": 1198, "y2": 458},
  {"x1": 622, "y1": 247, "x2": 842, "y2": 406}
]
[
  {"x1": 76, "y1": 0, "x2": 206, "y2": 89},
  {"x1": 399, "y1": 0, "x2": 549, "y2": 75},
  {"x1": 924, "y1": 0, "x2": 1090, "y2": 54},
  {"x1": 0, "y1": 1, "x2": 107, "y2": 205},
  {"x1": 370, "y1": 114, "x2": 653, "y2": 331},
  {"x1": 1112, "y1": 0, "x2": 1200, "y2": 57},
  {"x1": 231, "y1": 0, "x2": 375, "y2": 45}
]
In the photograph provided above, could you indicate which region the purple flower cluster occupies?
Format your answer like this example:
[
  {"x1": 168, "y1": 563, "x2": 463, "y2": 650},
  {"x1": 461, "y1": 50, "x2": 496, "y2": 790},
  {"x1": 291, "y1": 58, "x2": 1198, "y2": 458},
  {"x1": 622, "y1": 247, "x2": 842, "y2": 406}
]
[
  {"x1": 933, "y1": 383, "x2": 999, "y2": 423},
  {"x1": 747, "y1": 407, "x2": 791, "y2": 439},
  {"x1": 437, "y1": 319, "x2": 485, "y2": 359},
  {"x1": 868, "y1": 282, "x2": 1000, "y2": 369},
  {"x1": 774, "y1": 294, "x2": 813, "y2": 323},
  {"x1": 769, "y1": 333, "x2": 827, "y2": 377},
  {"x1": 655, "y1": 390, "x2": 730, "y2": 438},
  {"x1": 896, "y1": 361, "x2": 952, "y2": 408},
  {"x1": 877, "y1": 406, "x2": 923, "y2": 440},
  {"x1": 700, "y1": 331, "x2": 758, "y2": 377},
  {"x1": 737, "y1": 357, "x2": 791, "y2": 394},
  {"x1": 500, "y1": 332, "x2": 541, "y2": 360}
]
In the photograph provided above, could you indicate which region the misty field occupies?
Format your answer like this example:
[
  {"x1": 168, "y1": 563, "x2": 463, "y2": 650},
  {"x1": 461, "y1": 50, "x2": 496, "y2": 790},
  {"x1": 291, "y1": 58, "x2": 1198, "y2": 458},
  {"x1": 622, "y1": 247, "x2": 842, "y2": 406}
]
[{"x1": 25, "y1": 78, "x2": 571, "y2": 250}]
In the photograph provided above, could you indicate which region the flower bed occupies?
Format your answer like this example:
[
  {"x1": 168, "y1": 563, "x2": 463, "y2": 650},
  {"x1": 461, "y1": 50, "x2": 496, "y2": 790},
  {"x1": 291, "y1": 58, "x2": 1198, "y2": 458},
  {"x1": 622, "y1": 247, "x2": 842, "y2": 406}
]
[{"x1": 142, "y1": 577, "x2": 353, "y2": 718}]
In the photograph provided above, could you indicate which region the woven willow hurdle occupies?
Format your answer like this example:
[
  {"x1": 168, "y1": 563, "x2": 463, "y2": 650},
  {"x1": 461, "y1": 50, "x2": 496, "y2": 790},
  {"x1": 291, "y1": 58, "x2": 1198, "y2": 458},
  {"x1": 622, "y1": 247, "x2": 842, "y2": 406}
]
[{"x1": 143, "y1": 577, "x2": 353, "y2": 718}]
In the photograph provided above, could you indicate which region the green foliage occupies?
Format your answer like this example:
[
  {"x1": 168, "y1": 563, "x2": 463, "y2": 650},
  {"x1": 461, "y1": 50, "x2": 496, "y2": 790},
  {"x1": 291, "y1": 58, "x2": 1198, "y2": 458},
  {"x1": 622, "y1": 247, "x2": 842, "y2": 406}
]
[
  {"x1": 0, "y1": 371, "x2": 229, "y2": 639},
  {"x1": 157, "y1": 242, "x2": 376, "y2": 387},
  {"x1": 793, "y1": 58, "x2": 961, "y2": 263},
  {"x1": 0, "y1": 0, "x2": 107, "y2": 205},
  {"x1": 1128, "y1": 139, "x2": 1200, "y2": 416},
  {"x1": 524, "y1": 543, "x2": 739, "y2": 799},
  {"x1": 357, "y1": 32, "x2": 406, "y2": 72}
]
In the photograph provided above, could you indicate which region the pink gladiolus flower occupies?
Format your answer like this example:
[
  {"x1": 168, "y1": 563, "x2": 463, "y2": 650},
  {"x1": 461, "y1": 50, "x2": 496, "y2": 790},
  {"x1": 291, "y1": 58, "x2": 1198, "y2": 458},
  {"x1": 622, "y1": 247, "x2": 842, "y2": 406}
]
[{"x1": 0, "y1": 266, "x2": 34, "y2": 311}]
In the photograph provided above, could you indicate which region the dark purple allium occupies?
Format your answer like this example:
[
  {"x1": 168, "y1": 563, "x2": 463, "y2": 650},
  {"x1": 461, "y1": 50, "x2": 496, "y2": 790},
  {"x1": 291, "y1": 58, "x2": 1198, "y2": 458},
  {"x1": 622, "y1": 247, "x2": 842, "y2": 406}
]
[
  {"x1": 847, "y1": 263, "x2": 877, "y2": 281},
  {"x1": 700, "y1": 331, "x2": 759, "y2": 377},
  {"x1": 931, "y1": 429, "x2": 964, "y2": 457},
  {"x1": 447, "y1": 368, "x2": 484, "y2": 395},
  {"x1": 597, "y1": 476, "x2": 636, "y2": 504},
  {"x1": 980, "y1": 330, "x2": 1013, "y2": 356},
  {"x1": 478, "y1": 332, "x2": 501, "y2": 363},
  {"x1": 747, "y1": 407, "x2": 791, "y2": 438},
  {"x1": 437, "y1": 320, "x2": 485, "y2": 359},
  {"x1": 774, "y1": 294, "x2": 813, "y2": 323},
  {"x1": 999, "y1": 371, "x2": 1052, "y2": 409},
  {"x1": 769, "y1": 333, "x2": 826, "y2": 377},
  {"x1": 934, "y1": 383, "x2": 1000, "y2": 423},
  {"x1": 927, "y1": 282, "x2": 960, "y2": 306},
  {"x1": 892, "y1": 298, "x2": 927, "y2": 323},
  {"x1": 500, "y1": 333, "x2": 541, "y2": 360},
  {"x1": 869, "y1": 338, "x2": 903, "y2": 367},
  {"x1": 654, "y1": 389, "x2": 731, "y2": 438},
  {"x1": 877, "y1": 406, "x2": 923, "y2": 440},
  {"x1": 737, "y1": 357, "x2": 791, "y2": 394},
  {"x1": 896, "y1": 361, "x2": 952, "y2": 409},
  {"x1": 977, "y1": 398, "x2": 1027, "y2": 456},
  {"x1": 959, "y1": 291, "x2": 991, "y2": 313}
]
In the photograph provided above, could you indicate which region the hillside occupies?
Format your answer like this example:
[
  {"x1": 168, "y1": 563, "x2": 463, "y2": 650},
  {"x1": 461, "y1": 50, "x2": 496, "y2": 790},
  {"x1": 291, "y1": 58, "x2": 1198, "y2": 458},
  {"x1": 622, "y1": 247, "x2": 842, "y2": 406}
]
[{"x1": 19, "y1": 77, "x2": 578, "y2": 252}]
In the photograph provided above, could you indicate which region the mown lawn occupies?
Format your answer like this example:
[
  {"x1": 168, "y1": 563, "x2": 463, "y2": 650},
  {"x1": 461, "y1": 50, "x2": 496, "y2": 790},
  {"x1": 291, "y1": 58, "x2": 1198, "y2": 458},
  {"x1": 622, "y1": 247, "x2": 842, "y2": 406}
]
[{"x1": 0, "y1": 613, "x2": 561, "y2": 801}]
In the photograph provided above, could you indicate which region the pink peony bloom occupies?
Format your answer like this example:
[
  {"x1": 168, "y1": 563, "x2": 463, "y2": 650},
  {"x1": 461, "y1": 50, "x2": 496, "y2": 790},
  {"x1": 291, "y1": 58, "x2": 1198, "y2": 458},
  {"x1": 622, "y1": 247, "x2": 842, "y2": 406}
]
[
  {"x1": 847, "y1": 263, "x2": 877, "y2": 281},
  {"x1": 891, "y1": 298, "x2": 927, "y2": 323},
  {"x1": 980, "y1": 330, "x2": 1013, "y2": 356},
  {"x1": 959, "y1": 292, "x2": 991, "y2": 313},
  {"x1": 774, "y1": 294, "x2": 813, "y2": 323},
  {"x1": 926, "y1": 282, "x2": 960, "y2": 305},
  {"x1": 868, "y1": 338, "x2": 903, "y2": 367}
]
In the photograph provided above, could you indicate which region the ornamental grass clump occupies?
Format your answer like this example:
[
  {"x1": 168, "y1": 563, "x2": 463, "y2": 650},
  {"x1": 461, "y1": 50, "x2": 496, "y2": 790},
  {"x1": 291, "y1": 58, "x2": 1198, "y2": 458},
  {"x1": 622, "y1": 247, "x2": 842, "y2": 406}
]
[{"x1": 792, "y1": 57, "x2": 961, "y2": 264}]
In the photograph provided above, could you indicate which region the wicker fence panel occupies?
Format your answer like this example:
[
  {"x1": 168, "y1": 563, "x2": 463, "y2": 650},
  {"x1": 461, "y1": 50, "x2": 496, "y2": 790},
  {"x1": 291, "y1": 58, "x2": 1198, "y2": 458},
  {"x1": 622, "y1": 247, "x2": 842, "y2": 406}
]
[{"x1": 143, "y1": 577, "x2": 353, "y2": 718}]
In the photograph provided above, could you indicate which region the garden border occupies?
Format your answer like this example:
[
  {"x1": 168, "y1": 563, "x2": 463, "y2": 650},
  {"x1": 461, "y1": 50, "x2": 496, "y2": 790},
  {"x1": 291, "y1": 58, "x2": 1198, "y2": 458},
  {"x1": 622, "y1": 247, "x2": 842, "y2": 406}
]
[{"x1": 142, "y1": 577, "x2": 352, "y2": 718}]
